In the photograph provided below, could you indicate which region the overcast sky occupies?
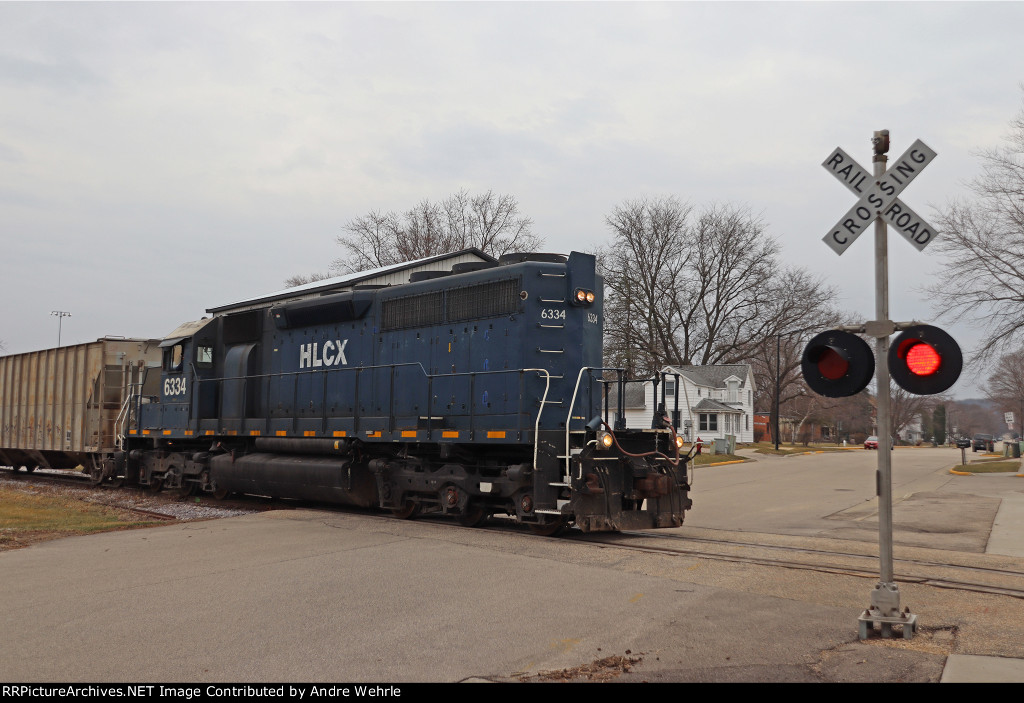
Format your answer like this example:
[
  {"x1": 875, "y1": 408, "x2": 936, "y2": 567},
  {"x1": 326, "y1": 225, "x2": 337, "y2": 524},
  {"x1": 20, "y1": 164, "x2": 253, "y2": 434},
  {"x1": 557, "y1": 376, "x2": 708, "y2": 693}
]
[{"x1": 2, "y1": 1, "x2": 1022, "y2": 399}]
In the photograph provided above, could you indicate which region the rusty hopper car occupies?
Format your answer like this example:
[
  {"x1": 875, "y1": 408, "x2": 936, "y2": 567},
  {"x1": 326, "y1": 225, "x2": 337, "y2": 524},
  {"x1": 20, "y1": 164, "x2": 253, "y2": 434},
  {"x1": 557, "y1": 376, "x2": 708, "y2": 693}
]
[
  {"x1": 117, "y1": 251, "x2": 692, "y2": 534},
  {"x1": 0, "y1": 338, "x2": 162, "y2": 477}
]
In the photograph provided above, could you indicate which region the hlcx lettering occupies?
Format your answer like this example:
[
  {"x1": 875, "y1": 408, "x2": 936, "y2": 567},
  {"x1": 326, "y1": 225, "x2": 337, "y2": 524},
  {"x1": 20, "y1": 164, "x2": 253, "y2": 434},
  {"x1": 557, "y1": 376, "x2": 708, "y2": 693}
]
[{"x1": 300, "y1": 340, "x2": 348, "y2": 369}]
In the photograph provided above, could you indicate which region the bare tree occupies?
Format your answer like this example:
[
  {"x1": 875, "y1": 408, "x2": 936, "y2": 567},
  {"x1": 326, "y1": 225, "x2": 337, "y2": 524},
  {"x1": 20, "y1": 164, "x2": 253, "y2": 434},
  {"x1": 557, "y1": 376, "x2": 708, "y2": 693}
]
[
  {"x1": 984, "y1": 348, "x2": 1024, "y2": 435},
  {"x1": 599, "y1": 197, "x2": 843, "y2": 386},
  {"x1": 927, "y1": 94, "x2": 1024, "y2": 362},
  {"x1": 887, "y1": 386, "x2": 939, "y2": 444},
  {"x1": 947, "y1": 399, "x2": 1002, "y2": 438},
  {"x1": 330, "y1": 190, "x2": 542, "y2": 275},
  {"x1": 283, "y1": 271, "x2": 335, "y2": 288}
]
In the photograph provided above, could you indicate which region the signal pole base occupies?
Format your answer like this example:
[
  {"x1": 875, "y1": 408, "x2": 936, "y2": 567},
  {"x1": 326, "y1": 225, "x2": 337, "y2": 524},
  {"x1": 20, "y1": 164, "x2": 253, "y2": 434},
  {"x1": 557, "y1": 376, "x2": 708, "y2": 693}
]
[{"x1": 858, "y1": 582, "x2": 918, "y2": 640}]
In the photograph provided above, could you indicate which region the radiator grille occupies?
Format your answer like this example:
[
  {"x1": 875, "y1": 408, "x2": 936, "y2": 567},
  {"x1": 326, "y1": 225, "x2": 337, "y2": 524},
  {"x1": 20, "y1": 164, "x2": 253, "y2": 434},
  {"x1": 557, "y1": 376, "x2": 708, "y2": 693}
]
[
  {"x1": 382, "y1": 278, "x2": 520, "y2": 330},
  {"x1": 447, "y1": 278, "x2": 520, "y2": 322},
  {"x1": 381, "y1": 291, "x2": 444, "y2": 330}
]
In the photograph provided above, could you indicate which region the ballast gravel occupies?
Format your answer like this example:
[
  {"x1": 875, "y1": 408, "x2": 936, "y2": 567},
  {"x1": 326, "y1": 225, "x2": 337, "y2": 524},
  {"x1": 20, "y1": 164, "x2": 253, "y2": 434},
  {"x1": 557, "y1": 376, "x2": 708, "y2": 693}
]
[{"x1": 0, "y1": 471, "x2": 258, "y2": 521}]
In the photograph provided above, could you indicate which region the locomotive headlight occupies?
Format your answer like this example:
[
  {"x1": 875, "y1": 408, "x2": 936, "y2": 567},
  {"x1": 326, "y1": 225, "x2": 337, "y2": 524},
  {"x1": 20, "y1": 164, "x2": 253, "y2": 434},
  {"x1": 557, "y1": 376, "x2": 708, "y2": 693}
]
[
  {"x1": 573, "y1": 288, "x2": 594, "y2": 305},
  {"x1": 598, "y1": 431, "x2": 614, "y2": 449},
  {"x1": 674, "y1": 435, "x2": 685, "y2": 450}
]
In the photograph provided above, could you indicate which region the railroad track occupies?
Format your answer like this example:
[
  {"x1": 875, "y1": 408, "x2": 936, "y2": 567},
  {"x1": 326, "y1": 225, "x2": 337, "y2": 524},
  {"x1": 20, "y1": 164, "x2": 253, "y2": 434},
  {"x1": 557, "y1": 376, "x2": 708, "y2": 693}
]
[
  {"x1": 8, "y1": 466, "x2": 1023, "y2": 601},
  {"x1": 573, "y1": 529, "x2": 1024, "y2": 600},
  {"x1": 1, "y1": 467, "x2": 260, "y2": 521}
]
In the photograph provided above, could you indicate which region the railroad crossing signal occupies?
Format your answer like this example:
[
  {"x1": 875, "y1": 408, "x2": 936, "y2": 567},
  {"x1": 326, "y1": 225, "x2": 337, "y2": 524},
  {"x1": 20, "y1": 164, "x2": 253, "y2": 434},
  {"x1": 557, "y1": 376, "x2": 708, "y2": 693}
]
[
  {"x1": 888, "y1": 325, "x2": 962, "y2": 395},
  {"x1": 801, "y1": 330, "x2": 875, "y2": 398},
  {"x1": 802, "y1": 324, "x2": 962, "y2": 397},
  {"x1": 822, "y1": 139, "x2": 938, "y2": 255}
]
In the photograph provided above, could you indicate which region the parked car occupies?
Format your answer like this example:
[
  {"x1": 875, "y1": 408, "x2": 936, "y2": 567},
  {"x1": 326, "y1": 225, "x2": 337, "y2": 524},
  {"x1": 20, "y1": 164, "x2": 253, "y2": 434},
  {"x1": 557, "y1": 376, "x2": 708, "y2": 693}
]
[
  {"x1": 972, "y1": 434, "x2": 995, "y2": 452},
  {"x1": 864, "y1": 436, "x2": 894, "y2": 450},
  {"x1": 955, "y1": 437, "x2": 972, "y2": 449}
]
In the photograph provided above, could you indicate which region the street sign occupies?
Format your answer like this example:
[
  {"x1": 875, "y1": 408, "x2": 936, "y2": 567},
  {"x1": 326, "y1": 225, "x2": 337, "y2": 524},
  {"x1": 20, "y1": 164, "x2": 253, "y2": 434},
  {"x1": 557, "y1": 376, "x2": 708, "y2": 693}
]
[
  {"x1": 822, "y1": 140, "x2": 937, "y2": 255},
  {"x1": 1005, "y1": 412, "x2": 1015, "y2": 426}
]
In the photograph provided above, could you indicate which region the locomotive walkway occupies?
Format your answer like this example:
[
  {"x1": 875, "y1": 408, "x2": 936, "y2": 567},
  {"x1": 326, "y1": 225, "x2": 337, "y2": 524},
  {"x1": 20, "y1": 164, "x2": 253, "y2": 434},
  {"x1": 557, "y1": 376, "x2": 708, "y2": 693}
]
[{"x1": 2, "y1": 448, "x2": 1024, "y2": 683}]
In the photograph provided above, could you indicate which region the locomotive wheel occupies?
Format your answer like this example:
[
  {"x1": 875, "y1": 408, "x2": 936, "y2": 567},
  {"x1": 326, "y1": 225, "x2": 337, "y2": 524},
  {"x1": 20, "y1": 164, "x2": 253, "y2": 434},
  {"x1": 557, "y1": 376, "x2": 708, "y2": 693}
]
[
  {"x1": 391, "y1": 501, "x2": 420, "y2": 520},
  {"x1": 458, "y1": 504, "x2": 488, "y2": 528},
  {"x1": 213, "y1": 487, "x2": 230, "y2": 500},
  {"x1": 149, "y1": 477, "x2": 164, "y2": 493},
  {"x1": 178, "y1": 481, "x2": 195, "y2": 498},
  {"x1": 529, "y1": 518, "x2": 566, "y2": 537}
]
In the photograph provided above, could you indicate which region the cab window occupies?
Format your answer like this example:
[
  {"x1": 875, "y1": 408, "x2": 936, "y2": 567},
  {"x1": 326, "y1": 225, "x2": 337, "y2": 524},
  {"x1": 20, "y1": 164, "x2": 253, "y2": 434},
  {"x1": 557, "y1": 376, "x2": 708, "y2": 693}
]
[
  {"x1": 196, "y1": 345, "x2": 214, "y2": 368},
  {"x1": 165, "y1": 344, "x2": 184, "y2": 371}
]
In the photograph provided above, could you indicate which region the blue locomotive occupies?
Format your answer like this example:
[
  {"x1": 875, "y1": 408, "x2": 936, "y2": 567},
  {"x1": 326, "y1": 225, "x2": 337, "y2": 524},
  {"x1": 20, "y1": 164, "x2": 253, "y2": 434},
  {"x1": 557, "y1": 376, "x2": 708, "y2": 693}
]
[{"x1": 117, "y1": 252, "x2": 692, "y2": 534}]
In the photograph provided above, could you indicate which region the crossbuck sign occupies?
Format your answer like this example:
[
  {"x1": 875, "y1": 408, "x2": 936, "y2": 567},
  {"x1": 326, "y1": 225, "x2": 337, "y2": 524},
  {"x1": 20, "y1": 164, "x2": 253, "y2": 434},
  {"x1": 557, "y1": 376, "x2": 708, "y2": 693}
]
[{"x1": 822, "y1": 139, "x2": 937, "y2": 255}]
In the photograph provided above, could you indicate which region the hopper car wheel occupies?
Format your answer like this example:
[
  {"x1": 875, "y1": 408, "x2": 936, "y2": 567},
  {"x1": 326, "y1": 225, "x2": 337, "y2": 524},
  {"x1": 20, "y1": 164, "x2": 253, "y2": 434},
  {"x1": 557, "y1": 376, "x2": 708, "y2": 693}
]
[
  {"x1": 178, "y1": 482, "x2": 195, "y2": 498},
  {"x1": 213, "y1": 488, "x2": 231, "y2": 501},
  {"x1": 529, "y1": 518, "x2": 567, "y2": 537},
  {"x1": 391, "y1": 501, "x2": 420, "y2": 520},
  {"x1": 458, "y1": 504, "x2": 488, "y2": 528}
]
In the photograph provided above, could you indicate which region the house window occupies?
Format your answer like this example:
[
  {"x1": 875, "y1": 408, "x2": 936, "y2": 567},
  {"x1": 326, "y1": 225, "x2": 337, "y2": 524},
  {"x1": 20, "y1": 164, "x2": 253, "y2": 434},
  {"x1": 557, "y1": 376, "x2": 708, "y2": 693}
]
[
  {"x1": 728, "y1": 380, "x2": 739, "y2": 402},
  {"x1": 699, "y1": 413, "x2": 718, "y2": 432},
  {"x1": 665, "y1": 378, "x2": 675, "y2": 397}
]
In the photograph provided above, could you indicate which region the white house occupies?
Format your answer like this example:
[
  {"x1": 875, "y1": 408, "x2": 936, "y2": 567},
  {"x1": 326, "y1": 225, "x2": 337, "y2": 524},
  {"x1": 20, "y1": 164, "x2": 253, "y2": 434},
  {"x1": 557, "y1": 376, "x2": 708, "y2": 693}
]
[{"x1": 611, "y1": 364, "x2": 757, "y2": 444}]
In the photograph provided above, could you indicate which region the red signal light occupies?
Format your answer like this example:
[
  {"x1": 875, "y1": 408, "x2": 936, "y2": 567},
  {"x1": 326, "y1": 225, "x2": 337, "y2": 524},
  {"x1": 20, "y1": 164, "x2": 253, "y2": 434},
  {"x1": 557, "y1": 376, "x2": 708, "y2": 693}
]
[
  {"x1": 801, "y1": 330, "x2": 874, "y2": 398},
  {"x1": 904, "y1": 342, "x2": 941, "y2": 376},
  {"x1": 817, "y1": 347, "x2": 850, "y2": 380},
  {"x1": 889, "y1": 325, "x2": 962, "y2": 395}
]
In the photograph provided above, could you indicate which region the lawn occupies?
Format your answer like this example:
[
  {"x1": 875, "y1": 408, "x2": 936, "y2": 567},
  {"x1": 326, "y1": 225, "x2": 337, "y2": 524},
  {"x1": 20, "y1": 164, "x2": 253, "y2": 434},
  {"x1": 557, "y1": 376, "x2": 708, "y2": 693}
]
[{"x1": 0, "y1": 486, "x2": 161, "y2": 551}]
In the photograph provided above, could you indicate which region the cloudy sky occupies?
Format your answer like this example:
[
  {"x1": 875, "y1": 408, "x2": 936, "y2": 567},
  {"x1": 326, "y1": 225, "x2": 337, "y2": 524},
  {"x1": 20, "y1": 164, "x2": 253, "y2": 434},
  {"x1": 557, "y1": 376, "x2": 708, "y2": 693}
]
[{"x1": 2, "y1": 1, "x2": 1022, "y2": 398}]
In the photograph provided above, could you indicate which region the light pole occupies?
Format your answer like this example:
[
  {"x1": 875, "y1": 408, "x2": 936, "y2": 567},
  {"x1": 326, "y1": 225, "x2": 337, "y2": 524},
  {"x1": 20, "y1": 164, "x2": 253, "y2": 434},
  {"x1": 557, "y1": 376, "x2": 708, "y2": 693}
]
[
  {"x1": 51, "y1": 310, "x2": 71, "y2": 346},
  {"x1": 774, "y1": 334, "x2": 781, "y2": 450}
]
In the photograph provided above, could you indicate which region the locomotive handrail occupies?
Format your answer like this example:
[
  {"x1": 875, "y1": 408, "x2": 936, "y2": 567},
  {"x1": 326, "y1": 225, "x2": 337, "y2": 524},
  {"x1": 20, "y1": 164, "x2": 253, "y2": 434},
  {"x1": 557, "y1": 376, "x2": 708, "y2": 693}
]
[
  {"x1": 564, "y1": 366, "x2": 597, "y2": 481},
  {"x1": 114, "y1": 381, "x2": 146, "y2": 450},
  {"x1": 525, "y1": 368, "x2": 552, "y2": 470},
  {"x1": 114, "y1": 392, "x2": 134, "y2": 450},
  {"x1": 192, "y1": 362, "x2": 551, "y2": 440}
]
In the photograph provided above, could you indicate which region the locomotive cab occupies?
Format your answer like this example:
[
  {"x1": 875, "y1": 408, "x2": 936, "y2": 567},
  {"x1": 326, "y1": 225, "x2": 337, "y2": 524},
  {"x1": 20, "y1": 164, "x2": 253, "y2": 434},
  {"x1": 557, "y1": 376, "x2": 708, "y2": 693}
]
[{"x1": 149, "y1": 318, "x2": 219, "y2": 432}]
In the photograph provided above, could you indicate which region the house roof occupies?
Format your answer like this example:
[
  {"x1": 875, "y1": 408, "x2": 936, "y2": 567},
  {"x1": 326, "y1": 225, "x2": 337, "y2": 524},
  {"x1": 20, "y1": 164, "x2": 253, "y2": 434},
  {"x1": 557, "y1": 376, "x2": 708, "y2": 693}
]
[
  {"x1": 692, "y1": 398, "x2": 742, "y2": 414},
  {"x1": 604, "y1": 382, "x2": 649, "y2": 410},
  {"x1": 667, "y1": 364, "x2": 754, "y2": 391},
  {"x1": 207, "y1": 247, "x2": 496, "y2": 315}
]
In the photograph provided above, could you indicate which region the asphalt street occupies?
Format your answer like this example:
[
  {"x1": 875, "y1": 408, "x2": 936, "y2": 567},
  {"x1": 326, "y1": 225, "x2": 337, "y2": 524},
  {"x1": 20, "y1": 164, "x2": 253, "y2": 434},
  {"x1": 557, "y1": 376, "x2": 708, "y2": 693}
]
[{"x1": 2, "y1": 446, "x2": 1023, "y2": 683}]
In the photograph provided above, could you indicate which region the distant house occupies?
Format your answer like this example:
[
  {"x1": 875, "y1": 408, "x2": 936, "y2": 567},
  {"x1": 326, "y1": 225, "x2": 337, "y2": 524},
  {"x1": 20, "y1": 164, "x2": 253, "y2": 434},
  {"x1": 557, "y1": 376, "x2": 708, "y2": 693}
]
[
  {"x1": 897, "y1": 414, "x2": 924, "y2": 445},
  {"x1": 610, "y1": 364, "x2": 757, "y2": 444},
  {"x1": 207, "y1": 248, "x2": 496, "y2": 316}
]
